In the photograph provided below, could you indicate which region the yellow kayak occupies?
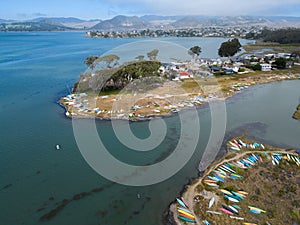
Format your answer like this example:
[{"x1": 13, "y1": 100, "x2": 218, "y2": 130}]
[
  {"x1": 220, "y1": 189, "x2": 232, "y2": 195},
  {"x1": 177, "y1": 209, "x2": 195, "y2": 219},
  {"x1": 248, "y1": 206, "x2": 266, "y2": 213}
]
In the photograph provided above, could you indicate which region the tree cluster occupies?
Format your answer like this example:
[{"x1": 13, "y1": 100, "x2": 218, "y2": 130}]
[
  {"x1": 246, "y1": 28, "x2": 300, "y2": 44},
  {"x1": 76, "y1": 59, "x2": 161, "y2": 92},
  {"x1": 218, "y1": 38, "x2": 242, "y2": 57}
]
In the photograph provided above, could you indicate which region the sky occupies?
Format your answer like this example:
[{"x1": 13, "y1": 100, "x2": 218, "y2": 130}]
[{"x1": 1, "y1": 0, "x2": 300, "y2": 20}]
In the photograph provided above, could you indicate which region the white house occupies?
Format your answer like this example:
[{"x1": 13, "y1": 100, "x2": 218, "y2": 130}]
[{"x1": 261, "y1": 64, "x2": 272, "y2": 71}]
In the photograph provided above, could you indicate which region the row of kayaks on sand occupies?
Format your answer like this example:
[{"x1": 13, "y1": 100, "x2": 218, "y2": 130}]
[
  {"x1": 175, "y1": 139, "x2": 299, "y2": 224},
  {"x1": 271, "y1": 152, "x2": 300, "y2": 166},
  {"x1": 176, "y1": 198, "x2": 211, "y2": 224},
  {"x1": 227, "y1": 139, "x2": 265, "y2": 151},
  {"x1": 176, "y1": 198, "x2": 197, "y2": 223}
]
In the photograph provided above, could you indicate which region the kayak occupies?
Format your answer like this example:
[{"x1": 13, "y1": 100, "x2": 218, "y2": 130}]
[
  {"x1": 177, "y1": 207, "x2": 192, "y2": 214},
  {"x1": 178, "y1": 213, "x2": 195, "y2": 220},
  {"x1": 220, "y1": 189, "x2": 232, "y2": 195},
  {"x1": 220, "y1": 208, "x2": 233, "y2": 215},
  {"x1": 177, "y1": 209, "x2": 195, "y2": 218},
  {"x1": 208, "y1": 197, "x2": 215, "y2": 209},
  {"x1": 178, "y1": 216, "x2": 196, "y2": 223},
  {"x1": 225, "y1": 195, "x2": 239, "y2": 203},
  {"x1": 176, "y1": 198, "x2": 187, "y2": 208},
  {"x1": 248, "y1": 206, "x2": 266, "y2": 213},
  {"x1": 204, "y1": 220, "x2": 210, "y2": 225}
]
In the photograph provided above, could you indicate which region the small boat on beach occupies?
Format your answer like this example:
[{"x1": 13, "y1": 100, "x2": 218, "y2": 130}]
[
  {"x1": 208, "y1": 197, "x2": 215, "y2": 208},
  {"x1": 176, "y1": 198, "x2": 187, "y2": 208},
  {"x1": 220, "y1": 207, "x2": 234, "y2": 215},
  {"x1": 178, "y1": 216, "x2": 196, "y2": 223}
]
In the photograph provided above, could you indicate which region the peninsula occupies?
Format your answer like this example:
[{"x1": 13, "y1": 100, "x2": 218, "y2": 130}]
[
  {"x1": 166, "y1": 138, "x2": 300, "y2": 225},
  {"x1": 293, "y1": 104, "x2": 300, "y2": 120},
  {"x1": 60, "y1": 42, "x2": 300, "y2": 121}
]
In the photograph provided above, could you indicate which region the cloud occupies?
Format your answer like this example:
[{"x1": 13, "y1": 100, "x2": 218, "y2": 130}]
[
  {"x1": 94, "y1": 0, "x2": 300, "y2": 16},
  {"x1": 16, "y1": 12, "x2": 47, "y2": 19},
  {"x1": 32, "y1": 13, "x2": 47, "y2": 17}
]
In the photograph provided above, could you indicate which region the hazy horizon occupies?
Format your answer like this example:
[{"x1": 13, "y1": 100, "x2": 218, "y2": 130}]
[{"x1": 1, "y1": 0, "x2": 300, "y2": 21}]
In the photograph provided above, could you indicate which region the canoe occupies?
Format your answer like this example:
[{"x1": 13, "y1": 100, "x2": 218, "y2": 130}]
[
  {"x1": 230, "y1": 215, "x2": 244, "y2": 220},
  {"x1": 232, "y1": 205, "x2": 241, "y2": 210},
  {"x1": 177, "y1": 207, "x2": 192, "y2": 214},
  {"x1": 178, "y1": 213, "x2": 195, "y2": 220},
  {"x1": 232, "y1": 191, "x2": 245, "y2": 199},
  {"x1": 181, "y1": 197, "x2": 189, "y2": 209},
  {"x1": 204, "y1": 220, "x2": 210, "y2": 225},
  {"x1": 177, "y1": 209, "x2": 195, "y2": 218},
  {"x1": 249, "y1": 209, "x2": 261, "y2": 214},
  {"x1": 178, "y1": 216, "x2": 196, "y2": 223},
  {"x1": 228, "y1": 205, "x2": 239, "y2": 214},
  {"x1": 204, "y1": 179, "x2": 217, "y2": 183},
  {"x1": 208, "y1": 197, "x2": 215, "y2": 209},
  {"x1": 176, "y1": 198, "x2": 187, "y2": 208},
  {"x1": 224, "y1": 195, "x2": 239, "y2": 203},
  {"x1": 213, "y1": 174, "x2": 225, "y2": 182},
  {"x1": 222, "y1": 205, "x2": 238, "y2": 214},
  {"x1": 248, "y1": 206, "x2": 266, "y2": 213},
  {"x1": 206, "y1": 210, "x2": 222, "y2": 215},
  {"x1": 230, "y1": 147, "x2": 240, "y2": 151},
  {"x1": 204, "y1": 182, "x2": 219, "y2": 187},
  {"x1": 220, "y1": 208, "x2": 233, "y2": 215},
  {"x1": 237, "y1": 191, "x2": 248, "y2": 195},
  {"x1": 213, "y1": 172, "x2": 226, "y2": 179},
  {"x1": 243, "y1": 223, "x2": 257, "y2": 225},
  {"x1": 222, "y1": 165, "x2": 236, "y2": 173},
  {"x1": 220, "y1": 189, "x2": 232, "y2": 195},
  {"x1": 207, "y1": 176, "x2": 220, "y2": 182},
  {"x1": 216, "y1": 169, "x2": 227, "y2": 175}
]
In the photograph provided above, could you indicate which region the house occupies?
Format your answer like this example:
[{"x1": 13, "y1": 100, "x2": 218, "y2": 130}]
[
  {"x1": 178, "y1": 72, "x2": 193, "y2": 79},
  {"x1": 260, "y1": 63, "x2": 272, "y2": 71}
]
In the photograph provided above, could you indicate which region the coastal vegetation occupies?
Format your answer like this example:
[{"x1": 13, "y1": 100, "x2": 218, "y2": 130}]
[
  {"x1": 75, "y1": 59, "x2": 162, "y2": 92},
  {"x1": 246, "y1": 28, "x2": 300, "y2": 44},
  {"x1": 292, "y1": 104, "x2": 300, "y2": 120},
  {"x1": 218, "y1": 38, "x2": 242, "y2": 57}
]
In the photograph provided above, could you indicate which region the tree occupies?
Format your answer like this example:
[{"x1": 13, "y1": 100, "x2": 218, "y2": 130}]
[
  {"x1": 147, "y1": 49, "x2": 159, "y2": 60},
  {"x1": 95, "y1": 54, "x2": 120, "y2": 68},
  {"x1": 135, "y1": 55, "x2": 145, "y2": 61},
  {"x1": 252, "y1": 63, "x2": 262, "y2": 71},
  {"x1": 188, "y1": 45, "x2": 202, "y2": 57},
  {"x1": 218, "y1": 38, "x2": 242, "y2": 57},
  {"x1": 84, "y1": 56, "x2": 100, "y2": 70},
  {"x1": 275, "y1": 57, "x2": 287, "y2": 69}
]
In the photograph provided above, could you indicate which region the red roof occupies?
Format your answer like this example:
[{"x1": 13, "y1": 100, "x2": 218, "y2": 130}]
[{"x1": 179, "y1": 72, "x2": 190, "y2": 76}]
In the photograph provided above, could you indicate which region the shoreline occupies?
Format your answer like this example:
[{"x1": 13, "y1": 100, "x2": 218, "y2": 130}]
[
  {"x1": 58, "y1": 75, "x2": 299, "y2": 122},
  {"x1": 166, "y1": 138, "x2": 300, "y2": 225}
]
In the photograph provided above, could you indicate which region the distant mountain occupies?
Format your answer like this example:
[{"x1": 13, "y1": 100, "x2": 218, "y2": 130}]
[
  {"x1": 171, "y1": 15, "x2": 270, "y2": 27},
  {"x1": 0, "y1": 19, "x2": 16, "y2": 23},
  {"x1": 92, "y1": 15, "x2": 150, "y2": 30},
  {"x1": 31, "y1": 17, "x2": 86, "y2": 23},
  {"x1": 172, "y1": 16, "x2": 203, "y2": 28},
  {"x1": 264, "y1": 16, "x2": 300, "y2": 23},
  {"x1": 141, "y1": 15, "x2": 184, "y2": 21},
  {"x1": 0, "y1": 21, "x2": 72, "y2": 32}
]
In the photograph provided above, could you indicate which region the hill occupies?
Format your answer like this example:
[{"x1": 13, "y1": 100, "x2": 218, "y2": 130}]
[
  {"x1": 92, "y1": 15, "x2": 150, "y2": 30},
  {"x1": 0, "y1": 21, "x2": 72, "y2": 32}
]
